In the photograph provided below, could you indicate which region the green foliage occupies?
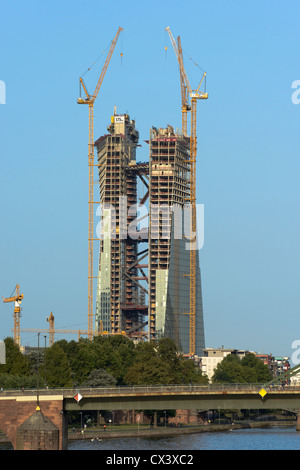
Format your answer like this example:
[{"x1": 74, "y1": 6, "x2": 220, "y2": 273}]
[
  {"x1": 240, "y1": 353, "x2": 272, "y2": 382},
  {"x1": 82, "y1": 368, "x2": 117, "y2": 387},
  {"x1": 0, "y1": 335, "x2": 207, "y2": 389},
  {"x1": 0, "y1": 337, "x2": 29, "y2": 376},
  {"x1": 44, "y1": 343, "x2": 73, "y2": 387},
  {"x1": 52, "y1": 335, "x2": 137, "y2": 386},
  {"x1": 124, "y1": 338, "x2": 208, "y2": 386},
  {"x1": 212, "y1": 353, "x2": 272, "y2": 384},
  {"x1": 0, "y1": 373, "x2": 39, "y2": 389}
]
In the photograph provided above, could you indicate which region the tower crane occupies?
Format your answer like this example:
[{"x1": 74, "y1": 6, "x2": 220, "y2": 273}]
[
  {"x1": 46, "y1": 312, "x2": 55, "y2": 346},
  {"x1": 2, "y1": 284, "x2": 24, "y2": 347},
  {"x1": 177, "y1": 35, "x2": 190, "y2": 135},
  {"x1": 77, "y1": 27, "x2": 123, "y2": 340},
  {"x1": 166, "y1": 26, "x2": 208, "y2": 356},
  {"x1": 20, "y1": 313, "x2": 89, "y2": 347}
]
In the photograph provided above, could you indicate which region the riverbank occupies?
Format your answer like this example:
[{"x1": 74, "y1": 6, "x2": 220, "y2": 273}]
[
  {"x1": 0, "y1": 420, "x2": 296, "y2": 446},
  {"x1": 67, "y1": 420, "x2": 296, "y2": 442}
]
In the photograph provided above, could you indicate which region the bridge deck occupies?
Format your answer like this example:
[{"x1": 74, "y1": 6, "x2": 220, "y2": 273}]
[
  {"x1": 0, "y1": 383, "x2": 295, "y2": 396},
  {"x1": 2, "y1": 385, "x2": 300, "y2": 412}
]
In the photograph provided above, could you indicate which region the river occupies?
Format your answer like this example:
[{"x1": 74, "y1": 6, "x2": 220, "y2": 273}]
[
  {"x1": 68, "y1": 426, "x2": 300, "y2": 450},
  {"x1": 1, "y1": 425, "x2": 298, "y2": 451}
]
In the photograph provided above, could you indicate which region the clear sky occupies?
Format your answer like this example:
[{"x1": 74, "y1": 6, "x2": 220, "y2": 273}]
[{"x1": 0, "y1": 0, "x2": 299, "y2": 359}]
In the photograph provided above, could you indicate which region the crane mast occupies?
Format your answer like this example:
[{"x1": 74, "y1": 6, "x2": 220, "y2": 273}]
[
  {"x1": 77, "y1": 27, "x2": 123, "y2": 340},
  {"x1": 166, "y1": 26, "x2": 208, "y2": 356},
  {"x1": 2, "y1": 284, "x2": 24, "y2": 347},
  {"x1": 177, "y1": 35, "x2": 190, "y2": 135}
]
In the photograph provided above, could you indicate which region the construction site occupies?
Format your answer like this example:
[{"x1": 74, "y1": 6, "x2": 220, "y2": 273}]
[{"x1": 2, "y1": 26, "x2": 207, "y2": 358}]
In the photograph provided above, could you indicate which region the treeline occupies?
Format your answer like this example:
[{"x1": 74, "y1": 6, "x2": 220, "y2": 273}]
[
  {"x1": 0, "y1": 336, "x2": 272, "y2": 390},
  {"x1": 211, "y1": 353, "x2": 272, "y2": 384},
  {"x1": 0, "y1": 336, "x2": 208, "y2": 389}
]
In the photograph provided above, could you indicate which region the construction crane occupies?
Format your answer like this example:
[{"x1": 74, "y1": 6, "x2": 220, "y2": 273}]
[
  {"x1": 20, "y1": 313, "x2": 89, "y2": 347},
  {"x1": 77, "y1": 27, "x2": 123, "y2": 340},
  {"x1": 46, "y1": 312, "x2": 55, "y2": 346},
  {"x1": 2, "y1": 284, "x2": 24, "y2": 347},
  {"x1": 177, "y1": 35, "x2": 190, "y2": 135},
  {"x1": 166, "y1": 26, "x2": 208, "y2": 356}
]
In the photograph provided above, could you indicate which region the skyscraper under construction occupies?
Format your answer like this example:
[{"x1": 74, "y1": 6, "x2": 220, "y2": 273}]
[
  {"x1": 94, "y1": 110, "x2": 147, "y2": 339},
  {"x1": 148, "y1": 125, "x2": 205, "y2": 356},
  {"x1": 95, "y1": 110, "x2": 205, "y2": 356}
]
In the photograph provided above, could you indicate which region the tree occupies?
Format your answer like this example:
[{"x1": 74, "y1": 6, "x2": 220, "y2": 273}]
[
  {"x1": 212, "y1": 355, "x2": 245, "y2": 383},
  {"x1": 157, "y1": 337, "x2": 179, "y2": 364},
  {"x1": 0, "y1": 337, "x2": 29, "y2": 376},
  {"x1": 212, "y1": 353, "x2": 272, "y2": 384},
  {"x1": 125, "y1": 355, "x2": 175, "y2": 385},
  {"x1": 176, "y1": 356, "x2": 208, "y2": 385},
  {"x1": 0, "y1": 373, "x2": 38, "y2": 389},
  {"x1": 82, "y1": 368, "x2": 117, "y2": 387},
  {"x1": 0, "y1": 335, "x2": 208, "y2": 389},
  {"x1": 124, "y1": 338, "x2": 208, "y2": 386},
  {"x1": 241, "y1": 353, "x2": 272, "y2": 383},
  {"x1": 44, "y1": 343, "x2": 73, "y2": 387},
  {"x1": 92, "y1": 335, "x2": 137, "y2": 385}
]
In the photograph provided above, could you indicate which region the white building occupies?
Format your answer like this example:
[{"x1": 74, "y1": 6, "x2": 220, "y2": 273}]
[{"x1": 200, "y1": 347, "x2": 251, "y2": 382}]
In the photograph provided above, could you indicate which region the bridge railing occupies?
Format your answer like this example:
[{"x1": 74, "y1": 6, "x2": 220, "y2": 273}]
[{"x1": 2, "y1": 383, "x2": 299, "y2": 397}]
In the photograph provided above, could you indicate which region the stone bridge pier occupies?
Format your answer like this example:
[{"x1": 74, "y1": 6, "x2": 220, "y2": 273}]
[{"x1": 0, "y1": 394, "x2": 67, "y2": 450}]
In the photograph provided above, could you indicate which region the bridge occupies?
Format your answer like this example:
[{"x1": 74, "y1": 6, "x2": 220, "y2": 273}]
[{"x1": 2, "y1": 384, "x2": 300, "y2": 449}]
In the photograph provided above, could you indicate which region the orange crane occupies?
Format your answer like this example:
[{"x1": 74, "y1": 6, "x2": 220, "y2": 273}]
[
  {"x1": 166, "y1": 26, "x2": 208, "y2": 356},
  {"x1": 20, "y1": 313, "x2": 89, "y2": 347},
  {"x1": 77, "y1": 27, "x2": 123, "y2": 340},
  {"x1": 2, "y1": 284, "x2": 24, "y2": 347}
]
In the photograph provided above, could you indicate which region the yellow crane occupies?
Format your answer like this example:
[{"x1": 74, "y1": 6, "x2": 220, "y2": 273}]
[
  {"x1": 166, "y1": 26, "x2": 208, "y2": 356},
  {"x1": 46, "y1": 312, "x2": 55, "y2": 346},
  {"x1": 77, "y1": 27, "x2": 123, "y2": 340},
  {"x1": 2, "y1": 284, "x2": 24, "y2": 347},
  {"x1": 20, "y1": 313, "x2": 89, "y2": 347},
  {"x1": 177, "y1": 35, "x2": 190, "y2": 135}
]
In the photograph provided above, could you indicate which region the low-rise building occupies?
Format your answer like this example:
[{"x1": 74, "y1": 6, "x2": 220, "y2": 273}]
[
  {"x1": 200, "y1": 347, "x2": 250, "y2": 382},
  {"x1": 200, "y1": 348, "x2": 291, "y2": 383},
  {"x1": 256, "y1": 354, "x2": 290, "y2": 380}
]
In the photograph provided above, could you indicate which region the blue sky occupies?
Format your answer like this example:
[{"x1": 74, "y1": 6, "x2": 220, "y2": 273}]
[{"x1": 0, "y1": 0, "x2": 299, "y2": 358}]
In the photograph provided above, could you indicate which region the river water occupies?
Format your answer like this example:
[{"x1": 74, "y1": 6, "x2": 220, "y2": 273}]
[{"x1": 68, "y1": 426, "x2": 300, "y2": 451}]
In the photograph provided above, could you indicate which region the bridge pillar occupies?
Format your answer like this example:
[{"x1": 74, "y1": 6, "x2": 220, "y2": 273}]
[
  {"x1": 16, "y1": 407, "x2": 59, "y2": 450},
  {"x1": 0, "y1": 395, "x2": 67, "y2": 450}
]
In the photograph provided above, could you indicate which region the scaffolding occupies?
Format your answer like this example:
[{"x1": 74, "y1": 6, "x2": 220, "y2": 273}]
[
  {"x1": 94, "y1": 119, "x2": 205, "y2": 354},
  {"x1": 95, "y1": 111, "x2": 147, "y2": 340},
  {"x1": 148, "y1": 126, "x2": 190, "y2": 343}
]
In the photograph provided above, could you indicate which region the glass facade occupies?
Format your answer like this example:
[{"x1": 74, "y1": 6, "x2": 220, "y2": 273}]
[{"x1": 149, "y1": 126, "x2": 205, "y2": 356}]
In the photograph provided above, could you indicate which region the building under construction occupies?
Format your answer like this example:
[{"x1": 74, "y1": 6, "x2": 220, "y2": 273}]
[
  {"x1": 94, "y1": 110, "x2": 148, "y2": 339},
  {"x1": 148, "y1": 125, "x2": 205, "y2": 356},
  {"x1": 94, "y1": 110, "x2": 205, "y2": 355}
]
